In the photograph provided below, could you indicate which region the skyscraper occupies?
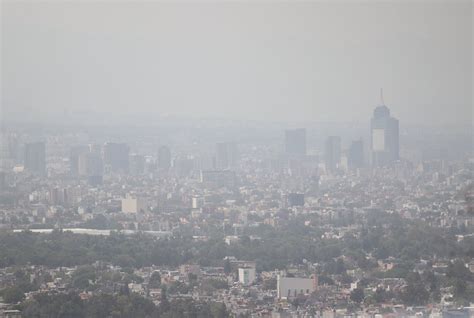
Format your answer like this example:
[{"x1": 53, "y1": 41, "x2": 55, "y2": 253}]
[
  {"x1": 0, "y1": 133, "x2": 13, "y2": 172},
  {"x1": 77, "y1": 149, "x2": 103, "y2": 186},
  {"x1": 129, "y1": 154, "x2": 145, "y2": 176},
  {"x1": 70, "y1": 145, "x2": 89, "y2": 176},
  {"x1": 157, "y1": 146, "x2": 171, "y2": 170},
  {"x1": 24, "y1": 142, "x2": 46, "y2": 175},
  {"x1": 285, "y1": 129, "x2": 306, "y2": 156},
  {"x1": 0, "y1": 172, "x2": 6, "y2": 191},
  {"x1": 103, "y1": 142, "x2": 130, "y2": 173},
  {"x1": 348, "y1": 139, "x2": 364, "y2": 169},
  {"x1": 325, "y1": 136, "x2": 341, "y2": 173},
  {"x1": 216, "y1": 142, "x2": 238, "y2": 170},
  {"x1": 370, "y1": 90, "x2": 399, "y2": 166}
]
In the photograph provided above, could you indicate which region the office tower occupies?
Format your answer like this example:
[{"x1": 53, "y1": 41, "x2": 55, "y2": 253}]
[
  {"x1": 216, "y1": 142, "x2": 238, "y2": 170},
  {"x1": 0, "y1": 132, "x2": 15, "y2": 171},
  {"x1": 238, "y1": 267, "x2": 256, "y2": 286},
  {"x1": 193, "y1": 154, "x2": 214, "y2": 171},
  {"x1": 348, "y1": 139, "x2": 364, "y2": 169},
  {"x1": 325, "y1": 136, "x2": 341, "y2": 173},
  {"x1": 78, "y1": 147, "x2": 104, "y2": 186},
  {"x1": 49, "y1": 187, "x2": 68, "y2": 206},
  {"x1": 103, "y1": 142, "x2": 130, "y2": 173},
  {"x1": 285, "y1": 129, "x2": 306, "y2": 156},
  {"x1": 370, "y1": 90, "x2": 399, "y2": 166},
  {"x1": 174, "y1": 157, "x2": 194, "y2": 177},
  {"x1": 24, "y1": 142, "x2": 46, "y2": 175},
  {"x1": 70, "y1": 145, "x2": 89, "y2": 176},
  {"x1": 129, "y1": 154, "x2": 145, "y2": 176},
  {"x1": 0, "y1": 172, "x2": 6, "y2": 191},
  {"x1": 157, "y1": 146, "x2": 171, "y2": 170},
  {"x1": 78, "y1": 152, "x2": 103, "y2": 176}
]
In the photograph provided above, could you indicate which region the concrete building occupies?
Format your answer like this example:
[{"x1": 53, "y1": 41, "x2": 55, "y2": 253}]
[
  {"x1": 277, "y1": 274, "x2": 318, "y2": 299},
  {"x1": 348, "y1": 139, "x2": 364, "y2": 169},
  {"x1": 192, "y1": 196, "x2": 204, "y2": 209},
  {"x1": 238, "y1": 267, "x2": 256, "y2": 286},
  {"x1": 285, "y1": 129, "x2": 306, "y2": 156},
  {"x1": 24, "y1": 142, "x2": 46, "y2": 175},
  {"x1": 370, "y1": 90, "x2": 399, "y2": 166},
  {"x1": 129, "y1": 154, "x2": 145, "y2": 176},
  {"x1": 325, "y1": 136, "x2": 341, "y2": 173},
  {"x1": 103, "y1": 142, "x2": 130, "y2": 174},
  {"x1": 157, "y1": 146, "x2": 171, "y2": 170},
  {"x1": 121, "y1": 195, "x2": 148, "y2": 213},
  {"x1": 216, "y1": 142, "x2": 238, "y2": 170},
  {"x1": 69, "y1": 145, "x2": 89, "y2": 176}
]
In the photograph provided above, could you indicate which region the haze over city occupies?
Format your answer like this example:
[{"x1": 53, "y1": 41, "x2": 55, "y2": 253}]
[
  {"x1": 0, "y1": 1, "x2": 473, "y2": 318},
  {"x1": 2, "y1": 0, "x2": 473, "y2": 127}
]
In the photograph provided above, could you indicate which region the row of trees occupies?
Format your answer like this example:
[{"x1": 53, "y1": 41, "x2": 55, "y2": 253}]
[
  {"x1": 1, "y1": 211, "x2": 472, "y2": 270},
  {"x1": 18, "y1": 291, "x2": 230, "y2": 318}
]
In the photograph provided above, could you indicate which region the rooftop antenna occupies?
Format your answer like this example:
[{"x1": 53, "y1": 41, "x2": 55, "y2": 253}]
[{"x1": 380, "y1": 88, "x2": 385, "y2": 105}]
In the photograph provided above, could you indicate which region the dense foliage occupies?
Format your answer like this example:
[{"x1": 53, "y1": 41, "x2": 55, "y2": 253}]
[
  {"x1": 17, "y1": 291, "x2": 229, "y2": 318},
  {"x1": 0, "y1": 211, "x2": 472, "y2": 271}
]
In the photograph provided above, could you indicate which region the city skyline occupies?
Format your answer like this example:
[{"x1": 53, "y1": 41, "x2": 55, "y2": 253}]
[{"x1": 0, "y1": 1, "x2": 472, "y2": 316}]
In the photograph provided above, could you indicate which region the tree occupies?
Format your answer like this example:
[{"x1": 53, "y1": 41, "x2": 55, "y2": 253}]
[
  {"x1": 159, "y1": 287, "x2": 170, "y2": 313},
  {"x1": 350, "y1": 288, "x2": 364, "y2": 304},
  {"x1": 400, "y1": 273, "x2": 429, "y2": 306},
  {"x1": 223, "y1": 259, "x2": 231, "y2": 274},
  {"x1": 149, "y1": 271, "x2": 161, "y2": 288},
  {"x1": 2, "y1": 287, "x2": 25, "y2": 303}
]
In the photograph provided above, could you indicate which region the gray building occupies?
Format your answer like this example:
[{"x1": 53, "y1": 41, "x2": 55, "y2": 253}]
[
  {"x1": 370, "y1": 93, "x2": 399, "y2": 166},
  {"x1": 285, "y1": 129, "x2": 306, "y2": 156},
  {"x1": 216, "y1": 142, "x2": 238, "y2": 170},
  {"x1": 325, "y1": 136, "x2": 341, "y2": 173},
  {"x1": 24, "y1": 142, "x2": 46, "y2": 175},
  {"x1": 103, "y1": 142, "x2": 129, "y2": 173},
  {"x1": 157, "y1": 146, "x2": 171, "y2": 170},
  {"x1": 348, "y1": 139, "x2": 364, "y2": 169}
]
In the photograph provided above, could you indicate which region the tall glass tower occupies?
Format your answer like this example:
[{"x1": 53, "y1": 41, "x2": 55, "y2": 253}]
[{"x1": 370, "y1": 90, "x2": 399, "y2": 166}]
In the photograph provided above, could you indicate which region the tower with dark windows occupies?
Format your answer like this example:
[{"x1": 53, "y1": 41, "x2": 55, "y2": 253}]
[{"x1": 370, "y1": 89, "x2": 399, "y2": 166}]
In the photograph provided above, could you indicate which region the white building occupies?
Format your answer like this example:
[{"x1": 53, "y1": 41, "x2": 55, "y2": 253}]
[
  {"x1": 121, "y1": 196, "x2": 148, "y2": 213},
  {"x1": 238, "y1": 267, "x2": 256, "y2": 286},
  {"x1": 192, "y1": 196, "x2": 204, "y2": 209},
  {"x1": 277, "y1": 274, "x2": 318, "y2": 299}
]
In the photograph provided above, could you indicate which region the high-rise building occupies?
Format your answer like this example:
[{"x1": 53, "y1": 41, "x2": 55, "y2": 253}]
[
  {"x1": 0, "y1": 132, "x2": 16, "y2": 171},
  {"x1": 216, "y1": 142, "x2": 238, "y2": 170},
  {"x1": 370, "y1": 90, "x2": 399, "y2": 166},
  {"x1": 49, "y1": 187, "x2": 69, "y2": 206},
  {"x1": 325, "y1": 136, "x2": 341, "y2": 173},
  {"x1": 238, "y1": 267, "x2": 256, "y2": 286},
  {"x1": 0, "y1": 171, "x2": 6, "y2": 191},
  {"x1": 70, "y1": 145, "x2": 89, "y2": 176},
  {"x1": 157, "y1": 146, "x2": 171, "y2": 170},
  {"x1": 77, "y1": 145, "x2": 104, "y2": 185},
  {"x1": 24, "y1": 142, "x2": 46, "y2": 175},
  {"x1": 129, "y1": 154, "x2": 145, "y2": 176},
  {"x1": 103, "y1": 142, "x2": 129, "y2": 173},
  {"x1": 285, "y1": 129, "x2": 306, "y2": 156},
  {"x1": 348, "y1": 139, "x2": 364, "y2": 169}
]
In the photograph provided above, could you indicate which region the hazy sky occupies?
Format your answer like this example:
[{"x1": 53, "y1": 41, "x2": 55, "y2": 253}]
[{"x1": 1, "y1": 0, "x2": 472, "y2": 126}]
